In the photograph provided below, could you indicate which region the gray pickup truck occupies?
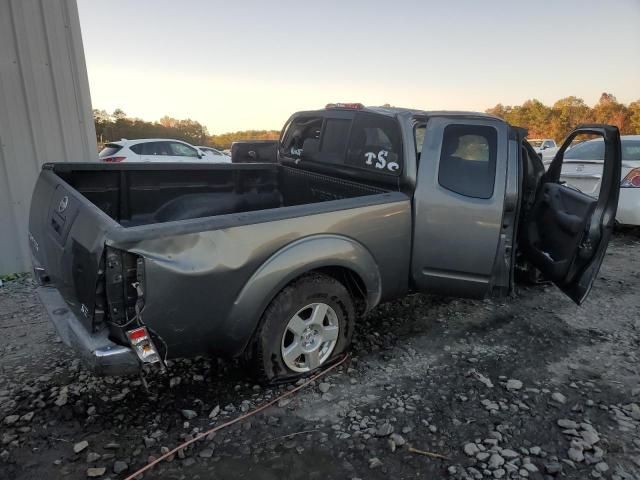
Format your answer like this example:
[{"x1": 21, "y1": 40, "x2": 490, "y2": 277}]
[{"x1": 29, "y1": 104, "x2": 622, "y2": 380}]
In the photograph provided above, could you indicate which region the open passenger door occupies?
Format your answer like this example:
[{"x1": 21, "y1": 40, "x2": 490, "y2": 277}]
[{"x1": 520, "y1": 125, "x2": 621, "y2": 304}]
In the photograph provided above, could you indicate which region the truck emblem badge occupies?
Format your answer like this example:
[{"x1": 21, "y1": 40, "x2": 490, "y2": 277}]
[
  {"x1": 80, "y1": 304, "x2": 89, "y2": 317},
  {"x1": 57, "y1": 196, "x2": 69, "y2": 213}
]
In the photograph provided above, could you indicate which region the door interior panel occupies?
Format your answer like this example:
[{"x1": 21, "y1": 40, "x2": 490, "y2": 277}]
[
  {"x1": 520, "y1": 125, "x2": 621, "y2": 305},
  {"x1": 524, "y1": 183, "x2": 596, "y2": 280}
]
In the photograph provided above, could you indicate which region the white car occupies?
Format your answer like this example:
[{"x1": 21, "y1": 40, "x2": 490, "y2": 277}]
[
  {"x1": 197, "y1": 146, "x2": 231, "y2": 162},
  {"x1": 98, "y1": 139, "x2": 208, "y2": 163},
  {"x1": 559, "y1": 135, "x2": 640, "y2": 225},
  {"x1": 528, "y1": 138, "x2": 559, "y2": 162}
]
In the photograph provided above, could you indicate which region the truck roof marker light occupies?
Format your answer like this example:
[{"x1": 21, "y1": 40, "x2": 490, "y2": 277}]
[
  {"x1": 325, "y1": 103, "x2": 364, "y2": 110},
  {"x1": 126, "y1": 326, "x2": 162, "y2": 364}
]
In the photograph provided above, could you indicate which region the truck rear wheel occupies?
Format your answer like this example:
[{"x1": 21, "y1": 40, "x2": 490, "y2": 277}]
[{"x1": 254, "y1": 273, "x2": 355, "y2": 383}]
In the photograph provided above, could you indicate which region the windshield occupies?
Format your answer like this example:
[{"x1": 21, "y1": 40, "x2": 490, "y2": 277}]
[
  {"x1": 528, "y1": 140, "x2": 543, "y2": 148},
  {"x1": 623, "y1": 140, "x2": 640, "y2": 160},
  {"x1": 565, "y1": 140, "x2": 604, "y2": 160},
  {"x1": 205, "y1": 148, "x2": 226, "y2": 155},
  {"x1": 565, "y1": 139, "x2": 640, "y2": 161}
]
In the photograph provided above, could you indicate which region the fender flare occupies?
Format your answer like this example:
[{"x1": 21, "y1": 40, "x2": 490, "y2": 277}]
[{"x1": 222, "y1": 234, "x2": 381, "y2": 356}]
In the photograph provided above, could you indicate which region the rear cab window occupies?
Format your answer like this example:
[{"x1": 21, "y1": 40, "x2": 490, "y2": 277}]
[
  {"x1": 320, "y1": 119, "x2": 351, "y2": 161},
  {"x1": 281, "y1": 110, "x2": 403, "y2": 177},
  {"x1": 280, "y1": 115, "x2": 323, "y2": 159},
  {"x1": 346, "y1": 113, "x2": 402, "y2": 174}
]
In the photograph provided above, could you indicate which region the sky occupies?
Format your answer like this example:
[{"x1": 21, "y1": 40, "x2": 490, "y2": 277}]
[{"x1": 77, "y1": 0, "x2": 640, "y2": 134}]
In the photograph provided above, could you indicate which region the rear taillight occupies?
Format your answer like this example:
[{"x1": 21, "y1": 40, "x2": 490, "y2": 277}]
[
  {"x1": 102, "y1": 156, "x2": 126, "y2": 163},
  {"x1": 621, "y1": 168, "x2": 640, "y2": 188},
  {"x1": 126, "y1": 327, "x2": 162, "y2": 364}
]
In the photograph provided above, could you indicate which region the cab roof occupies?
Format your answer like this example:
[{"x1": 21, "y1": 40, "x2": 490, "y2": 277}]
[{"x1": 295, "y1": 105, "x2": 504, "y2": 123}]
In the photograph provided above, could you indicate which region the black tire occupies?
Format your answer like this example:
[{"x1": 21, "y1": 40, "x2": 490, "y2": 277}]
[{"x1": 254, "y1": 273, "x2": 355, "y2": 383}]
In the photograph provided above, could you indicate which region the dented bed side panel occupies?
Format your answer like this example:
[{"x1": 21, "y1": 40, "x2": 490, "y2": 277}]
[{"x1": 106, "y1": 194, "x2": 412, "y2": 358}]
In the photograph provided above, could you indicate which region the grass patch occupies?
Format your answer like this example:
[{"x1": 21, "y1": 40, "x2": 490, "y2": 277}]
[{"x1": 0, "y1": 272, "x2": 29, "y2": 282}]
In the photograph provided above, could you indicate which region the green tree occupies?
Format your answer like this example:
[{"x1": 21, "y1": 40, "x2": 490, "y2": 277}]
[
  {"x1": 487, "y1": 94, "x2": 639, "y2": 142},
  {"x1": 208, "y1": 130, "x2": 280, "y2": 149},
  {"x1": 176, "y1": 119, "x2": 209, "y2": 144},
  {"x1": 486, "y1": 103, "x2": 508, "y2": 119},
  {"x1": 112, "y1": 108, "x2": 127, "y2": 121},
  {"x1": 518, "y1": 99, "x2": 552, "y2": 137},
  {"x1": 628, "y1": 100, "x2": 640, "y2": 133},
  {"x1": 592, "y1": 93, "x2": 629, "y2": 132},
  {"x1": 548, "y1": 96, "x2": 592, "y2": 141},
  {"x1": 159, "y1": 116, "x2": 179, "y2": 128}
]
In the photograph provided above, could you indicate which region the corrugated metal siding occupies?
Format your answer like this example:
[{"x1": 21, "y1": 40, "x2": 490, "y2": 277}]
[{"x1": 0, "y1": 0, "x2": 96, "y2": 274}]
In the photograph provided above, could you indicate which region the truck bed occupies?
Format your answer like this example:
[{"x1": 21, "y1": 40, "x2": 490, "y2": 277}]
[
  {"x1": 53, "y1": 163, "x2": 387, "y2": 227},
  {"x1": 30, "y1": 162, "x2": 412, "y2": 361}
]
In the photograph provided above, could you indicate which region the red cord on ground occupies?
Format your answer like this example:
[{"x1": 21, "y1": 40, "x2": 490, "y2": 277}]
[{"x1": 124, "y1": 354, "x2": 349, "y2": 480}]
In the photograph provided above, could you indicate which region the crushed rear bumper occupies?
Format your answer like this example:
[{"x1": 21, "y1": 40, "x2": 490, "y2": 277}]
[{"x1": 37, "y1": 286, "x2": 140, "y2": 376}]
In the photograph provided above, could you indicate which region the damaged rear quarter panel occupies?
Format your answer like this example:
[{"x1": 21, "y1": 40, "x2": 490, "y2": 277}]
[{"x1": 106, "y1": 194, "x2": 412, "y2": 358}]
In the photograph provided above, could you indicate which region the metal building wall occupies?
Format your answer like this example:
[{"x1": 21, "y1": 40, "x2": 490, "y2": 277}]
[{"x1": 0, "y1": 0, "x2": 96, "y2": 274}]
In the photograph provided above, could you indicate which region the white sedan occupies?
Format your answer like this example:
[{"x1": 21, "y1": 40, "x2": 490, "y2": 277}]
[
  {"x1": 559, "y1": 135, "x2": 640, "y2": 225},
  {"x1": 197, "y1": 146, "x2": 231, "y2": 162}
]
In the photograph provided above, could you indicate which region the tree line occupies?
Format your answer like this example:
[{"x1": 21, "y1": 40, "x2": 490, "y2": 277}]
[
  {"x1": 93, "y1": 109, "x2": 280, "y2": 150},
  {"x1": 94, "y1": 92, "x2": 639, "y2": 150},
  {"x1": 486, "y1": 93, "x2": 640, "y2": 141}
]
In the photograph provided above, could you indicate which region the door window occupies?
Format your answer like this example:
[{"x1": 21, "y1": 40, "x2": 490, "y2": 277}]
[
  {"x1": 170, "y1": 142, "x2": 199, "y2": 157},
  {"x1": 140, "y1": 141, "x2": 172, "y2": 156},
  {"x1": 346, "y1": 113, "x2": 402, "y2": 174},
  {"x1": 130, "y1": 143, "x2": 144, "y2": 154},
  {"x1": 438, "y1": 124, "x2": 497, "y2": 199}
]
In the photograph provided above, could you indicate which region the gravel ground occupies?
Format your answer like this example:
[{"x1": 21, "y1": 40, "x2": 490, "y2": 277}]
[{"x1": 1, "y1": 231, "x2": 639, "y2": 480}]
